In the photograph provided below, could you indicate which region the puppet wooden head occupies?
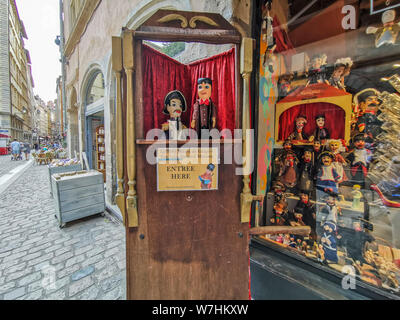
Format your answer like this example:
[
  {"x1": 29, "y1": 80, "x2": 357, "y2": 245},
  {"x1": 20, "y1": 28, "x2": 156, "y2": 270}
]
[
  {"x1": 197, "y1": 78, "x2": 212, "y2": 102},
  {"x1": 163, "y1": 90, "x2": 187, "y2": 118}
]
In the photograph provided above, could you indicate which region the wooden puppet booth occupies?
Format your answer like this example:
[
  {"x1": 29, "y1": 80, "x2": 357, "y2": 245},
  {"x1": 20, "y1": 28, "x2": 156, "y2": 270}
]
[{"x1": 112, "y1": 10, "x2": 252, "y2": 299}]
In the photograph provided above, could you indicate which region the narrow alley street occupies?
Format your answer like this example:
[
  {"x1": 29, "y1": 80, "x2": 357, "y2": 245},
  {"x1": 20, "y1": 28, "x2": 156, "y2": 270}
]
[{"x1": 0, "y1": 155, "x2": 126, "y2": 300}]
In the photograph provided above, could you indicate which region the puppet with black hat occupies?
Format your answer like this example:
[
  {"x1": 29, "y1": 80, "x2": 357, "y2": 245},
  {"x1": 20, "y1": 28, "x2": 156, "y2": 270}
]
[
  {"x1": 161, "y1": 90, "x2": 187, "y2": 140},
  {"x1": 316, "y1": 151, "x2": 341, "y2": 197},
  {"x1": 346, "y1": 133, "x2": 370, "y2": 188},
  {"x1": 298, "y1": 146, "x2": 315, "y2": 193}
]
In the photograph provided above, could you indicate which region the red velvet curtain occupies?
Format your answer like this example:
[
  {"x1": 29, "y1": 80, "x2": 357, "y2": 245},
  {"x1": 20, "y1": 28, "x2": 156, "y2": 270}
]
[
  {"x1": 188, "y1": 48, "x2": 236, "y2": 133},
  {"x1": 278, "y1": 102, "x2": 345, "y2": 141},
  {"x1": 142, "y1": 45, "x2": 191, "y2": 134},
  {"x1": 142, "y1": 45, "x2": 236, "y2": 134}
]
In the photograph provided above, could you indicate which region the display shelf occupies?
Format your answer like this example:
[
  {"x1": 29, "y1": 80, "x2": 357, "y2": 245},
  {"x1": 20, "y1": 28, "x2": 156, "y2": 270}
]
[{"x1": 96, "y1": 125, "x2": 106, "y2": 182}]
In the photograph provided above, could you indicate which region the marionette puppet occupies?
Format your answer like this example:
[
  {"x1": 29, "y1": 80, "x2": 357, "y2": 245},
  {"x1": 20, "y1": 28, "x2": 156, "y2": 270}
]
[
  {"x1": 270, "y1": 197, "x2": 289, "y2": 226},
  {"x1": 328, "y1": 57, "x2": 353, "y2": 91},
  {"x1": 316, "y1": 151, "x2": 342, "y2": 196},
  {"x1": 288, "y1": 115, "x2": 308, "y2": 141},
  {"x1": 366, "y1": 9, "x2": 400, "y2": 48},
  {"x1": 289, "y1": 206, "x2": 306, "y2": 227},
  {"x1": 161, "y1": 90, "x2": 187, "y2": 140},
  {"x1": 318, "y1": 193, "x2": 342, "y2": 225},
  {"x1": 278, "y1": 73, "x2": 294, "y2": 100},
  {"x1": 298, "y1": 147, "x2": 315, "y2": 193},
  {"x1": 296, "y1": 191, "x2": 317, "y2": 239},
  {"x1": 346, "y1": 134, "x2": 370, "y2": 187},
  {"x1": 309, "y1": 114, "x2": 330, "y2": 143},
  {"x1": 278, "y1": 152, "x2": 299, "y2": 191},
  {"x1": 190, "y1": 78, "x2": 217, "y2": 139},
  {"x1": 327, "y1": 139, "x2": 348, "y2": 185},
  {"x1": 198, "y1": 163, "x2": 215, "y2": 190},
  {"x1": 353, "y1": 89, "x2": 383, "y2": 143},
  {"x1": 306, "y1": 53, "x2": 329, "y2": 86},
  {"x1": 320, "y1": 221, "x2": 339, "y2": 264},
  {"x1": 274, "y1": 139, "x2": 297, "y2": 182}
]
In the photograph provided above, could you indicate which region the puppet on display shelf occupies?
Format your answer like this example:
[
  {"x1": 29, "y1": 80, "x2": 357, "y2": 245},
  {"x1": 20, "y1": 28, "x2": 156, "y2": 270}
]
[
  {"x1": 296, "y1": 191, "x2": 317, "y2": 239},
  {"x1": 288, "y1": 115, "x2": 308, "y2": 141},
  {"x1": 318, "y1": 193, "x2": 342, "y2": 228},
  {"x1": 312, "y1": 140, "x2": 323, "y2": 163},
  {"x1": 316, "y1": 151, "x2": 341, "y2": 196},
  {"x1": 327, "y1": 139, "x2": 348, "y2": 185},
  {"x1": 306, "y1": 53, "x2": 329, "y2": 86},
  {"x1": 191, "y1": 78, "x2": 217, "y2": 138},
  {"x1": 270, "y1": 196, "x2": 289, "y2": 226},
  {"x1": 278, "y1": 152, "x2": 299, "y2": 191},
  {"x1": 328, "y1": 57, "x2": 353, "y2": 91},
  {"x1": 161, "y1": 90, "x2": 187, "y2": 140},
  {"x1": 309, "y1": 114, "x2": 330, "y2": 143},
  {"x1": 346, "y1": 133, "x2": 370, "y2": 187},
  {"x1": 278, "y1": 73, "x2": 294, "y2": 100},
  {"x1": 298, "y1": 147, "x2": 315, "y2": 193},
  {"x1": 366, "y1": 9, "x2": 400, "y2": 48},
  {"x1": 273, "y1": 139, "x2": 297, "y2": 182},
  {"x1": 320, "y1": 221, "x2": 339, "y2": 264},
  {"x1": 289, "y1": 206, "x2": 307, "y2": 227}
]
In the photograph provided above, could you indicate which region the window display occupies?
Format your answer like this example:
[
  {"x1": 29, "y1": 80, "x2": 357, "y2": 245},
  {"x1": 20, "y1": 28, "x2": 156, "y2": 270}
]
[{"x1": 256, "y1": 0, "x2": 400, "y2": 297}]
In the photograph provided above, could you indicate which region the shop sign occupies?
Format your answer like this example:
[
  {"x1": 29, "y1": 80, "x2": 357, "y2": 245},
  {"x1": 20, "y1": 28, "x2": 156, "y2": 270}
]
[
  {"x1": 157, "y1": 147, "x2": 218, "y2": 191},
  {"x1": 370, "y1": 0, "x2": 400, "y2": 15}
]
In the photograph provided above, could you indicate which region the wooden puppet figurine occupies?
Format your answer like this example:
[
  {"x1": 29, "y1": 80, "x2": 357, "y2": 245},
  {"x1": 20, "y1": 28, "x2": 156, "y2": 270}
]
[
  {"x1": 319, "y1": 193, "x2": 342, "y2": 225},
  {"x1": 309, "y1": 114, "x2": 330, "y2": 143},
  {"x1": 320, "y1": 221, "x2": 339, "y2": 264},
  {"x1": 270, "y1": 199, "x2": 289, "y2": 226},
  {"x1": 296, "y1": 191, "x2": 317, "y2": 239},
  {"x1": 328, "y1": 57, "x2": 353, "y2": 91},
  {"x1": 306, "y1": 54, "x2": 329, "y2": 86},
  {"x1": 161, "y1": 90, "x2": 187, "y2": 140},
  {"x1": 289, "y1": 206, "x2": 306, "y2": 227},
  {"x1": 198, "y1": 163, "x2": 215, "y2": 190},
  {"x1": 328, "y1": 139, "x2": 348, "y2": 185},
  {"x1": 298, "y1": 147, "x2": 315, "y2": 193},
  {"x1": 191, "y1": 78, "x2": 217, "y2": 138},
  {"x1": 366, "y1": 9, "x2": 400, "y2": 48},
  {"x1": 347, "y1": 134, "x2": 370, "y2": 187},
  {"x1": 278, "y1": 152, "x2": 298, "y2": 190},
  {"x1": 288, "y1": 115, "x2": 308, "y2": 141},
  {"x1": 316, "y1": 151, "x2": 341, "y2": 196}
]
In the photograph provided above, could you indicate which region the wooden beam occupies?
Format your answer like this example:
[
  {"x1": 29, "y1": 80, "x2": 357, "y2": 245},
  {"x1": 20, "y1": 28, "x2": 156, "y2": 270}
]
[{"x1": 249, "y1": 226, "x2": 311, "y2": 237}]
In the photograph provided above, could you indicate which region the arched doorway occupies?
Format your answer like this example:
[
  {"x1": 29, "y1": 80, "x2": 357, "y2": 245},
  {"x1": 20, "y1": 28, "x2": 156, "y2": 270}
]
[{"x1": 84, "y1": 70, "x2": 106, "y2": 180}]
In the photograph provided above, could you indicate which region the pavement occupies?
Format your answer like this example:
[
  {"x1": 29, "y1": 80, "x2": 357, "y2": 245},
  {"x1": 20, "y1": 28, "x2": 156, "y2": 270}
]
[{"x1": 0, "y1": 155, "x2": 126, "y2": 300}]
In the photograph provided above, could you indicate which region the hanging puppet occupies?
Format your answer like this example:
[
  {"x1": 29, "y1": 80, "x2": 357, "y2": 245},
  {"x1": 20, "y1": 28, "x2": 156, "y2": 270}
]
[
  {"x1": 306, "y1": 53, "x2": 329, "y2": 86},
  {"x1": 190, "y1": 78, "x2": 217, "y2": 138},
  {"x1": 296, "y1": 191, "x2": 317, "y2": 240},
  {"x1": 346, "y1": 133, "x2": 370, "y2": 187},
  {"x1": 366, "y1": 9, "x2": 400, "y2": 48},
  {"x1": 318, "y1": 193, "x2": 342, "y2": 225},
  {"x1": 298, "y1": 147, "x2": 315, "y2": 193},
  {"x1": 320, "y1": 221, "x2": 339, "y2": 264},
  {"x1": 161, "y1": 90, "x2": 187, "y2": 140},
  {"x1": 261, "y1": 0, "x2": 277, "y2": 73},
  {"x1": 328, "y1": 57, "x2": 353, "y2": 91},
  {"x1": 288, "y1": 115, "x2": 308, "y2": 141},
  {"x1": 309, "y1": 114, "x2": 330, "y2": 143},
  {"x1": 316, "y1": 151, "x2": 341, "y2": 196},
  {"x1": 327, "y1": 139, "x2": 348, "y2": 185}
]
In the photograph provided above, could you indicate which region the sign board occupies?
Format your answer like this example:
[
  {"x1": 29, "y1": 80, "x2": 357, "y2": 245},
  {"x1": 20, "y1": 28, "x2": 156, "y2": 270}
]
[
  {"x1": 370, "y1": 0, "x2": 400, "y2": 15},
  {"x1": 157, "y1": 147, "x2": 219, "y2": 191}
]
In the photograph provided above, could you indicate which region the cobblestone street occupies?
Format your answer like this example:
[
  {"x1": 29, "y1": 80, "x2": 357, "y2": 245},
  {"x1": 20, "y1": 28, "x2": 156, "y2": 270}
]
[{"x1": 0, "y1": 156, "x2": 126, "y2": 300}]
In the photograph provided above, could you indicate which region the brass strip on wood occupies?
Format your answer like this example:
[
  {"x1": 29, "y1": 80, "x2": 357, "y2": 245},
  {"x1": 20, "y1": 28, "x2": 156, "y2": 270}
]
[{"x1": 123, "y1": 31, "x2": 138, "y2": 227}]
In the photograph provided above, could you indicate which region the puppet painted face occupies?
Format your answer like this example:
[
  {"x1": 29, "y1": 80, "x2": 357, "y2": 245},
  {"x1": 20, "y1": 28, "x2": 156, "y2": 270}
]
[
  {"x1": 354, "y1": 139, "x2": 365, "y2": 149},
  {"x1": 329, "y1": 140, "x2": 341, "y2": 152},
  {"x1": 283, "y1": 141, "x2": 292, "y2": 151},
  {"x1": 316, "y1": 117, "x2": 325, "y2": 128},
  {"x1": 296, "y1": 117, "x2": 307, "y2": 131},
  {"x1": 166, "y1": 98, "x2": 183, "y2": 118},
  {"x1": 312, "y1": 57, "x2": 322, "y2": 69},
  {"x1": 332, "y1": 66, "x2": 345, "y2": 79},
  {"x1": 326, "y1": 196, "x2": 336, "y2": 206},
  {"x1": 322, "y1": 155, "x2": 332, "y2": 166},
  {"x1": 300, "y1": 193, "x2": 309, "y2": 203},
  {"x1": 294, "y1": 213, "x2": 303, "y2": 221},
  {"x1": 198, "y1": 82, "x2": 212, "y2": 101},
  {"x1": 313, "y1": 141, "x2": 321, "y2": 152},
  {"x1": 360, "y1": 95, "x2": 379, "y2": 114},
  {"x1": 303, "y1": 150, "x2": 312, "y2": 162}
]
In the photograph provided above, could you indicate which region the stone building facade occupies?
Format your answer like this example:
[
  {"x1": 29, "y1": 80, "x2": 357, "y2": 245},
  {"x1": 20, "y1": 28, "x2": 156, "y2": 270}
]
[
  {"x1": 62, "y1": 0, "x2": 253, "y2": 219},
  {"x1": 0, "y1": 0, "x2": 34, "y2": 142}
]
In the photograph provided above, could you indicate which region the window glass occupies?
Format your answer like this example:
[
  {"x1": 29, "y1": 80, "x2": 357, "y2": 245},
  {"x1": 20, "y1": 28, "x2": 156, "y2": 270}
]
[
  {"x1": 257, "y1": 0, "x2": 400, "y2": 296},
  {"x1": 85, "y1": 71, "x2": 104, "y2": 106}
]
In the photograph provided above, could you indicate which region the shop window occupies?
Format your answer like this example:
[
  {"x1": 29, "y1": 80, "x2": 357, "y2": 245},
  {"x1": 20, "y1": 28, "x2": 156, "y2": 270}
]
[
  {"x1": 255, "y1": 0, "x2": 400, "y2": 297},
  {"x1": 85, "y1": 71, "x2": 104, "y2": 106}
]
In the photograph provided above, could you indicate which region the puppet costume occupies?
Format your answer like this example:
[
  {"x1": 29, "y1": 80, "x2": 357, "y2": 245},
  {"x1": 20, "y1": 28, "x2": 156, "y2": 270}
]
[
  {"x1": 316, "y1": 164, "x2": 341, "y2": 195},
  {"x1": 321, "y1": 221, "x2": 339, "y2": 263},
  {"x1": 162, "y1": 90, "x2": 188, "y2": 140}
]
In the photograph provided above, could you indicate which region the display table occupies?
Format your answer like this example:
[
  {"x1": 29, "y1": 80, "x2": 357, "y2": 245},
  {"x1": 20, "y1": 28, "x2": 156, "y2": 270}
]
[
  {"x1": 48, "y1": 164, "x2": 82, "y2": 196},
  {"x1": 51, "y1": 170, "x2": 105, "y2": 228}
]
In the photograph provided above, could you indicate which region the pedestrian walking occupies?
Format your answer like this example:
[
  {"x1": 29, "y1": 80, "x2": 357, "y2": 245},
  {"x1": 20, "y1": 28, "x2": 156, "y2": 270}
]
[
  {"x1": 23, "y1": 141, "x2": 31, "y2": 160},
  {"x1": 10, "y1": 139, "x2": 21, "y2": 161}
]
